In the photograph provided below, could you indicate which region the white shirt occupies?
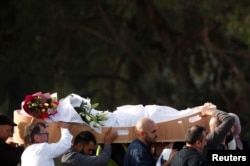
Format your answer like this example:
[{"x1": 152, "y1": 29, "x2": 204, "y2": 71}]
[{"x1": 21, "y1": 128, "x2": 73, "y2": 166}]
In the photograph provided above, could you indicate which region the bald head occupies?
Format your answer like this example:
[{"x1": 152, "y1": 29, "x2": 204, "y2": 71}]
[
  {"x1": 135, "y1": 118, "x2": 158, "y2": 146},
  {"x1": 136, "y1": 118, "x2": 155, "y2": 133}
]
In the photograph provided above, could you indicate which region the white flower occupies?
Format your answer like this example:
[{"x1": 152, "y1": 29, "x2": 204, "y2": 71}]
[
  {"x1": 82, "y1": 98, "x2": 91, "y2": 109},
  {"x1": 74, "y1": 98, "x2": 108, "y2": 129},
  {"x1": 89, "y1": 121, "x2": 101, "y2": 128}
]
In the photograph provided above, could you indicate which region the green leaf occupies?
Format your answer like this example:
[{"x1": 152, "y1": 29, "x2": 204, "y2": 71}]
[
  {"x1": 90, "y1": 114, "x2": 97, "y2": 122},
  {"x1": 85, "y1": 115, "x2": 91, "y2": 122},
  {"x1": 91, "y1": 103, "x2": 99, "y2": 109}
]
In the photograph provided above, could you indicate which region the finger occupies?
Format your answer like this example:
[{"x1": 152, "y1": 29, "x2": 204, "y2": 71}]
[
  {"x1": 104, "y1": 127, "x2": 112, "y2": 136},
  {"x1": 113, "y1": 131, "x2": 118, "y2": 137},
  {"x1": 112, "y1": 133, "x2": 118, "y2": 141}
]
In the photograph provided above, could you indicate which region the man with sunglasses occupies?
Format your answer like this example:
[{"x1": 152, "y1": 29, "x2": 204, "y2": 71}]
[{"x1": 21, "y1": 121, "x2": 73, "y2": 166}]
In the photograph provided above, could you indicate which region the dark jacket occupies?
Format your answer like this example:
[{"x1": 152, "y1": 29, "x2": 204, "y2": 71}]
[
  {"x1": 171, "y1": 146, "x2": 207, "y2": 166},
  {"x1": 123, "y1": 138, "x2": 155, "y2": 166},
  {"x1": 61, "y1": 144, "x2": 112, "y2": 166},
  {"x1": 0, "y1": 142, "x2": 24, "y2": 166},
  {"x1": 204, "y1": 110, "x2": 235, "y2": 155}
]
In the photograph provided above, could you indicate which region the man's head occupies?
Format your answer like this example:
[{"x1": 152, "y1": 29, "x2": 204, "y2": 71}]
[
  {"x1": 74, "y1": 131, "x2": 96, "y2": 155},
  {"x1": 185, "y1": 125, "x2": 207, "y2": 151},
  {"x1": 23, "y1": 122, "x2": 48, "y2": 147},
  {"x1": 135, "y1": 118, "x2": 158, "y2": 146},
  {"x1": 0, "y1": 114, "x2": 17, "y2": 142}
]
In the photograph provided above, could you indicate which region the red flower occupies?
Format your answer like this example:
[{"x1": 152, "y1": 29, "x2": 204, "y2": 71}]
[{"x1": 22, "y1": 92, "x2": 58, "y2": 119}]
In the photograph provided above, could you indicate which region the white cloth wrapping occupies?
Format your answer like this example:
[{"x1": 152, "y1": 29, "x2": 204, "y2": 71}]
[
  {"x1": 44, "y1": 94, "x2": 85, "y2": 124},
  {"x1": 145, "y1": 105, "x2": 198, "y2": 122},
  {"x1": 102, "y1": 105, "x2": 199, "y2": 127},
  {"x1": 21, "y1": 93, "x2": 200, "y2": 133},
  {"x1": 156, "y1": 148, "x2": 173, "y2": 166},
  {"x1": 227, "y1": 138, "x2": 236, "y2": 150},
  {"x1": 102, "y1": 105, "x2": 147, "y2": 127}
]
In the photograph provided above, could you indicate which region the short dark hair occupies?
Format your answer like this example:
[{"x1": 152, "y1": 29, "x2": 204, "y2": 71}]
[
  {"x1": 185, "y1": 125, "x2": 206, "y2": 144},
  {"x1": 74, "y1": 131, "x2": 96, "y2": 145},
  {"x1": 23, "y1": 122, "x2": 47, "y2": 147}
]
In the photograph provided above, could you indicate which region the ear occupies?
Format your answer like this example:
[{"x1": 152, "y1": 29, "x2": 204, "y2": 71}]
[
  {"x1": 195, "y1": 140, "x2": 202, "y2": 147},
  {"x1": 140, "y1": 131, "x2": 145, "y2": 136}
]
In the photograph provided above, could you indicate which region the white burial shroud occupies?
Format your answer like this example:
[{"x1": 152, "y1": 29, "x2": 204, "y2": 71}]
[{"x1": 41, "y1": 94, "x2": 200, "y2": 133}]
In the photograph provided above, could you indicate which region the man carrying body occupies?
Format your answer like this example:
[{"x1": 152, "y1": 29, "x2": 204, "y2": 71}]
[
  {"x1": 123, "y1": 118, "x2": 158, "y2": 166},
  {"x1": 171, "y1": 125, "x2": 208, "y2": 166},
  {"x1": 61, "y1": 127, "x2": 117, "y2": 166},
  {"x1": 200, "y1": 103, "x2": 235, "y2": 154},
  {"x1": 21, "y1": 121, "x2": 72, "y2": 166}
]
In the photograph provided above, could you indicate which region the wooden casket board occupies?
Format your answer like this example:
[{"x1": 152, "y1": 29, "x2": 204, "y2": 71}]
[
  {"x1": 13, "y1": 109, "x2": 211, "y2": 144},
  {"x1": 101, "y1": 111, "x2": 211, "y2": 143}
]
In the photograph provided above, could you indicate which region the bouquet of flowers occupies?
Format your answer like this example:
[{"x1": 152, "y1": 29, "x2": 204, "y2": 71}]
[
  {"x1": 22, "y1": 92, "x2": 59, "y2": 119},
  {"x1": 21, "y1": 92, "x2": 109, "y2": 129}
]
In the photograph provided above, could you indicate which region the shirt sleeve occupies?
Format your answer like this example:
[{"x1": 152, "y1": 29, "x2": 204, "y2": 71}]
[
  {"x1": 45, "y1": 128, "x2": 73, "y2": 159},
  {"x1": 207, "y1": 110, "x2": 235, "y2": 144},
  {"x1": 70, "y1": 144, "x2": 112, "y2": 166}
]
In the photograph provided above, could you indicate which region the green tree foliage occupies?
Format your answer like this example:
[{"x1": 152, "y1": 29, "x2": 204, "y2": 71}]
[{"x1": 1, "y1": 0, "x2": 250, "y2": 141}]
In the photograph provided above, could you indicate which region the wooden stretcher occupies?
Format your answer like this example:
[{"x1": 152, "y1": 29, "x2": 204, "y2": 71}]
[{"x1": 13, "y1": 108, "x2": 211, "y2": 144}]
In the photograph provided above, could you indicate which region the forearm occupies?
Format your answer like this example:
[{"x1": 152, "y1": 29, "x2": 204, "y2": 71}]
[
  {"x1": 208, "y1": 110, "x2": 235, "y2": 143},
  {"x1": 49, "y1": 128, "x2": 73, "y2": 158},
  {"x1": 214, "y1": 110, "x2": 235, "y2": 125}
]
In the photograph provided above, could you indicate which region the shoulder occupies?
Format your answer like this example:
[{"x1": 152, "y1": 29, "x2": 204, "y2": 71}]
[
  {"x1": 175, "y1": 147, "x2": 205, "y2": 159},
  {"x1": 127, "y1": 140, "x2": 148, "y2": 152},
  {"x1": 172, "y1": 148, "x2": 207, "y2": 166},
  {"x1": 128, "y1": 139, "x2": 142, "y2": 147},
  {"x1": 61, "y1": 150, "x2": 80, "y2": 161}
]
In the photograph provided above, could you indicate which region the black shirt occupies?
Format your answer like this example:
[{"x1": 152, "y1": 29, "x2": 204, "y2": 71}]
[
  {"x1": 171, "y1": 146, "x2": 208, "y2": 166},
  {"x1": 0, "y1": 142, "x2": 24, "y2": 166}
]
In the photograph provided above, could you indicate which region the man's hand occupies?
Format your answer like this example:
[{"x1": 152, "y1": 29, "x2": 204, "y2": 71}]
[
  {"x1": 103, "y1": 127, "x2": 117, "y2": 145},
  {"x1": 199, "y1": 102, "x2": 216, "y2": 117},
  {"x1": 5, "y1": 137, "x2": 24, "y2": 148}
]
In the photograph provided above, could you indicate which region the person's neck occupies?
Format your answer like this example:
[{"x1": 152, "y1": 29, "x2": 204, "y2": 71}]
[
  {"x1": 0, "y1": 138, "x2": 6, "y2": 143},
  {"x1": 186, "y1": 144, "x2": 202, "y2": 152},
  {"x1": 138, "y1": 137, "x2": 150, "y2": 147}
]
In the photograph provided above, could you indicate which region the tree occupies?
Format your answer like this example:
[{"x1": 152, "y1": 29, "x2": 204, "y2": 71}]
[{"x1": 1, "y1": 0, "x2": 250, "y2": 142}]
